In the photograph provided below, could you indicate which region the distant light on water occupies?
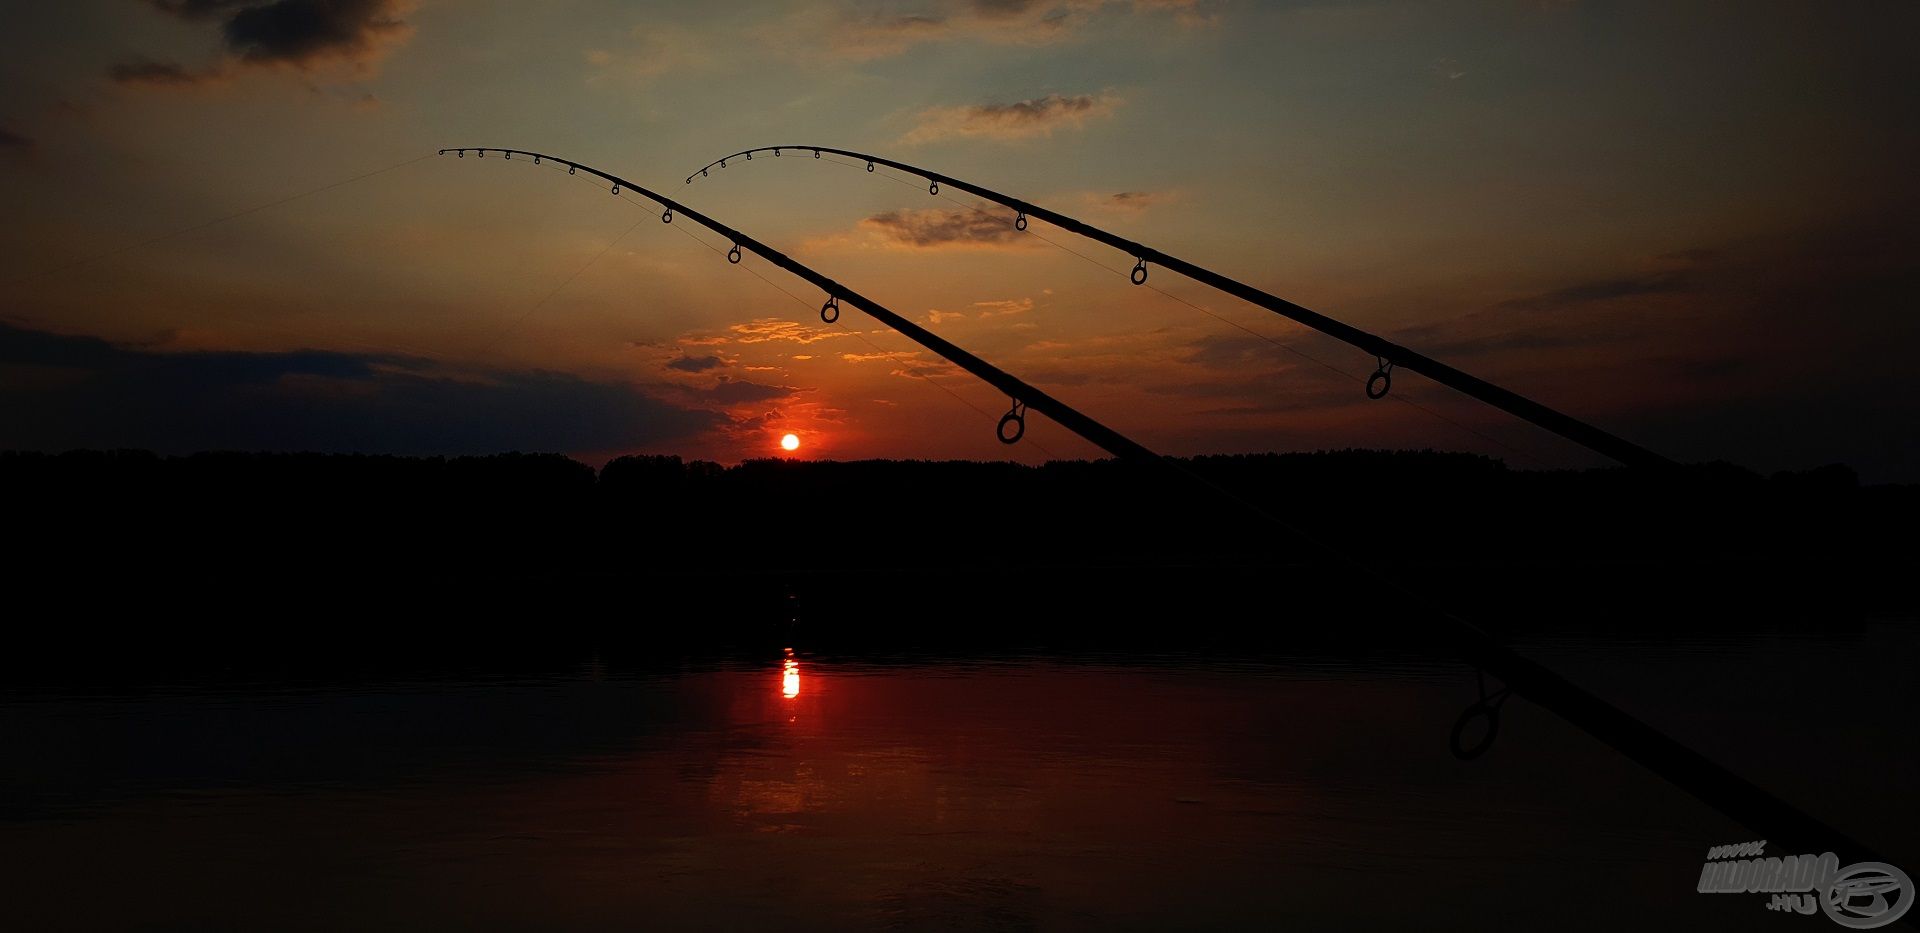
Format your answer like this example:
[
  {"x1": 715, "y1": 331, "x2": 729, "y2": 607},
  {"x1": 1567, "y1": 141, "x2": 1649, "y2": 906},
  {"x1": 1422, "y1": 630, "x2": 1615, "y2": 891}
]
[{"x1": 782, "y1": 648, "x2": 800, "y2": 699}]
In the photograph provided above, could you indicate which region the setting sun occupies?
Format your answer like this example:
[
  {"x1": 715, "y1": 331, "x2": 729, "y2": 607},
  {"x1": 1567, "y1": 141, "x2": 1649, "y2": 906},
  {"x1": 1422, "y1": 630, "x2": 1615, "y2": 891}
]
[{"x1": 780, "y1": 433, "x2": 800, "y2": 452}]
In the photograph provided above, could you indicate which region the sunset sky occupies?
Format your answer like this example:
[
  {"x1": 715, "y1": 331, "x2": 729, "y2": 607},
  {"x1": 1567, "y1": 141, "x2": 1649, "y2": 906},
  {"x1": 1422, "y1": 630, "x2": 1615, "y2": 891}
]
[{"x1": 1, "y1": 1, "x2": 1914, "y2": 478}]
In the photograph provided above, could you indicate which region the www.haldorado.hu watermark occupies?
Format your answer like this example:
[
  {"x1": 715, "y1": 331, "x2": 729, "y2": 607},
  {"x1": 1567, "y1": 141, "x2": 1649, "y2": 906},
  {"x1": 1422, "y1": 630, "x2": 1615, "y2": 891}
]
[{"x1": 1698, "y1": 840, "x2": 1911, "y2": 928}]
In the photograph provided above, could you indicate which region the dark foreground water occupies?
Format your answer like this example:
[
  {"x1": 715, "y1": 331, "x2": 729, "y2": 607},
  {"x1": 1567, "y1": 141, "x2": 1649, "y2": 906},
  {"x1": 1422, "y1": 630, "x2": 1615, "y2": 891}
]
[{"x1": 3, "y1": 623, "x2": 1915, "y2": 931}]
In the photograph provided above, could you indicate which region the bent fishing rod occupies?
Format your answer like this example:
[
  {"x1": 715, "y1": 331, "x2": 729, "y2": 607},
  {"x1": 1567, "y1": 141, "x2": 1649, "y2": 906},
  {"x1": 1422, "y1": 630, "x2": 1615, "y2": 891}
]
[
  {"x1": 438, "y1": 147, "x2": 1150, "y2": 461},
  {"x1": 447, "y1": 146, "x2": 1895, "y2": 881},
  {"x1": 686, "y1": 145, "x2": 1674, "y2": 471}
]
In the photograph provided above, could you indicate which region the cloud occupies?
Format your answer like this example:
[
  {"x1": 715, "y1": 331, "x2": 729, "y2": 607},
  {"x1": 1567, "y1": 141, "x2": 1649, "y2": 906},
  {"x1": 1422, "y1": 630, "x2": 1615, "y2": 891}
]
[
  {"x1": 727, "y1": 319, "x2": 850, "y2": 345},
  {"x1": 1132, "y1": 0, "x2": 1220, "y2": 27},
  {"x1": 794, "y1": 1, "x2": 1211, "y2": 61},
  {"x1": 902, "y1": 92, "x2": 1122, "y2": 144},
  {"x1": 928, "y1": 297, "x2": 1035, "y2": 323},
  {"x1": 0, "y1": 124, "x2": 32, "y2": 152},
  {"x1": 144, "y1": 0, "x2": 254, "y2": 16},
  {"x1": 223, "y1": 0, "x2": 411, "y2": 65},
  {"x1": 1499, "y1": 270, "x2": 1691, "y2": 310},
  {"x1": 970, "y1": 0, "x2": 1047, "y2": 17},
  {"x1": 1658, "y1": 248, "x2": 1720, "y2": 265},
  {"x1": 814, "y1": 3, "x2": 1095, "y2": 60},
  {"x1": 121, "y1": 0, "x2": 414, "y2": 88},
  {"x1": 1393, "y1": 247, "x2": 1728, "y2": 358},
  {"x1": 975, "y1": 297, "x2": 1034, "y2": 316},
  {"x1": 671, "y1": 319, "x2": 850, "y2": 347},
  {"x1": 666, "y1": 353, "x2": 728, "y2": 372},
  {"x1": 0, "y1": 321, "x2": 718, "y2": 455},
  {"x1": 109, "y1": 58, "x2": 226, "y2": 88},
  {"x1": 1080, "y1": 190, "x2": 1180, "y2": 213},
  {"x1": 840, "y1": 350, "x2": 960, "y2": 380},
  {"x1": 857, "y1": 208, "x2": 1034, "y2": 250},
  {"x1": 681, "y1": 375, "x2": 798, "y2": 405},
  {"x1": 1182, "y1": 333, "x2": 1291, "y2": 370}
]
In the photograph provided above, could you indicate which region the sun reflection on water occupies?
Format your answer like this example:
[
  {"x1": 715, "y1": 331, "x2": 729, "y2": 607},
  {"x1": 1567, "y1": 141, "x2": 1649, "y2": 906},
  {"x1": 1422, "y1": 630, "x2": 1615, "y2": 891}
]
[{"x1": 782, "y1": 648, "x2": 800, "y2": 699}]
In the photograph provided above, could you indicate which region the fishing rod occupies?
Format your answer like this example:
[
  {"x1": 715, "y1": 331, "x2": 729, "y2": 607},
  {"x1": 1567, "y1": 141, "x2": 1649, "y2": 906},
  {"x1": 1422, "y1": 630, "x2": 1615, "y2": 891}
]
[
  {"x1": 685, "y1": 145, "x2": 1674, "y2": 471},
  {"x1": 437, "y1": 147, "x2": 1151, "y2": 461},
  {"x1": 449, "y1": 146, "x2": 1899, "y2": 891}
]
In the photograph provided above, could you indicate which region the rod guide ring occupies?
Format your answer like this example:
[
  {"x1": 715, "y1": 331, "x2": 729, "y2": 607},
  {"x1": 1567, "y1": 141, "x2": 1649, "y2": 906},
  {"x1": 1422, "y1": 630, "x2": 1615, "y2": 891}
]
[{"x1": 997, "y1": 400, "x2": 1028, "y2": 445}]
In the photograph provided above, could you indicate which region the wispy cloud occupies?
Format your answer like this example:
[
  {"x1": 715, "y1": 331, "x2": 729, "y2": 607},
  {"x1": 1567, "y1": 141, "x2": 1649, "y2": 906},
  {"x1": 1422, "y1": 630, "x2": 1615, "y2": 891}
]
[
  {"x1": 927, "y1": 297, "x2": 1036, "y2": 323},
  {"x1": 1499, "y1": 270, "x2": 1692, "y2": 311},
  {"x1": 902, "y1": 92, "x2": 1122, "y2": 144},
  {"x1": 1081, "y1": 189, "x2": 1181, "y2": 213},
  {"x1": 840, "y1": 349, "x2": 961, "y2": 380},
  {"x1": 0, "y1": 124, "x2": 33, "y2": 153},
  {"x1": 790, "y1": 1, "x2": 1216, "y2": 61},
  {"x1": 727, "y1": 319, "x2": 851, "y2": 345},
  {"x1": 848, "y1": 208, "x2": 1036, "y2": 250},
  {"x1": 110, "y1": 58, "x2": 226, "y2": 88}
]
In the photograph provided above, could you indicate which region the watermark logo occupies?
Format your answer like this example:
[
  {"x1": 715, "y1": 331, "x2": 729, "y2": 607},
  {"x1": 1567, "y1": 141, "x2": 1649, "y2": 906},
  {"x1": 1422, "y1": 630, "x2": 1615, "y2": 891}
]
[{"x1": 1697, "y1": 840, "x2": 1912, "y2": 929}]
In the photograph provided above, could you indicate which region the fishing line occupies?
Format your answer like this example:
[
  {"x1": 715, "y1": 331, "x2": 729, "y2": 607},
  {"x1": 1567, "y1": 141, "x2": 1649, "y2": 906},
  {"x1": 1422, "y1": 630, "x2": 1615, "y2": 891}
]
[{"x1": 477, "y1": 213, "x2": 644, "y2": 358}]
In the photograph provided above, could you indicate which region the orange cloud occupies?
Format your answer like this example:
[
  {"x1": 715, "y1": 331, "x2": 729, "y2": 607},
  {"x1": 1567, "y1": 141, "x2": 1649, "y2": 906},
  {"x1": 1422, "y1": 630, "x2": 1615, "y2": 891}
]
[
  {"x1": 901, "y1": 92, "x2": 1122, "y2": 144},
  {"x1": 926, "y1": 297, "x2": 1035, "y2": 323},
  {"x1": 850, "y1": 208, "x2": 1036, "y2": 250}
]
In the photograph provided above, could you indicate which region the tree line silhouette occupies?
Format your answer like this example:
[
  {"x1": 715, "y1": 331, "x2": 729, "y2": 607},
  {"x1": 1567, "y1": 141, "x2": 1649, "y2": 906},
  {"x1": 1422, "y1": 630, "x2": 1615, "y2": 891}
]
[{"x1": 3, "y1": 448, "x2": 1908, "y2": 665}]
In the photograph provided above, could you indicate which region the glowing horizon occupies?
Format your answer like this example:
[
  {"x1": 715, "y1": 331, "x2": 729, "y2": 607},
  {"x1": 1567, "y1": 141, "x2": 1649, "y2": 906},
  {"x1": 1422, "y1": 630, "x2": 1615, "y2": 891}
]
[{"x1": 0, "y1": 2, "x2": 1913, "y2": 479}]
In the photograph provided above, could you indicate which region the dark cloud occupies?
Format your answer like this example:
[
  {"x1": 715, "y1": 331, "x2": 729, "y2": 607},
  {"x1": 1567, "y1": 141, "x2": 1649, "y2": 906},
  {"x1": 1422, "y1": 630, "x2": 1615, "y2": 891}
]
[
  {"x1": 109, "y1": 58, "x2": 223, "y2": 87},
  {"x1": 0, "y1": 322, "x2": 719, "y2": 455},
  {"x1": 861, "y1": 208, "x2": 1030, "y2": 249},
  {"x1": 1657, "y1": 248, "x2": 1720, "y2": 265},
  {"x1": 1389, "y1": 321, "x2": 1600, "y2": 358},
  {"x1": 969, "y1": 0, "x2": 1042, "y2": 18},
  {"x1": 0, "y1": 125, "x2": 32, "y2": 152},
  {"x1": 145, "y1": 0, "x2": 255, "y2": 18},
  {"x1": 1501, "y1": 270, "x2": 1691, "y2": 310},
  {"x1": 689, "y1": 376, "x2": 798, "y2": 405},
  {"x1": 123, "y1": 0, "x2": 413, "y2": 87},
  {"x1": 223, "y1": 0, "x2": 411, "y2": 66},
  {"x1": 666, "y1": 354, "x2": 727, "y2": 373},
  {"x1": 1376, "y1": 213, "x2": 1920, "y2": 478}
]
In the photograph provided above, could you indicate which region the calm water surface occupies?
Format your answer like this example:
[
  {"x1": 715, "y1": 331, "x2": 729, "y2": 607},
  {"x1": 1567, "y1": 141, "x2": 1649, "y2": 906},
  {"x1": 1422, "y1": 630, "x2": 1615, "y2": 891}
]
[{"x1": 2, "y1": 625, "x2": 1914, "y2": 931}]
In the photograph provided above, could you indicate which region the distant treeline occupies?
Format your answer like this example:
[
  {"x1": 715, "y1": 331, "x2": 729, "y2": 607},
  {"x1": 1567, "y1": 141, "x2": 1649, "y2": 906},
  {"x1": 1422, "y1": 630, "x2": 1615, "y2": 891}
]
[{"x1": 2, "y1": 448, "x2": 1910, "y2": 651}]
